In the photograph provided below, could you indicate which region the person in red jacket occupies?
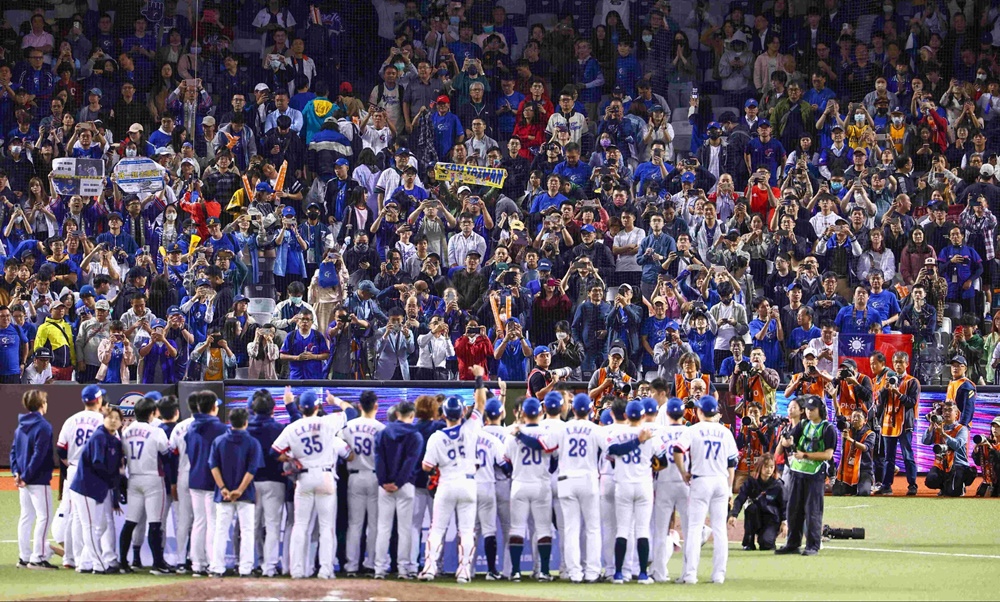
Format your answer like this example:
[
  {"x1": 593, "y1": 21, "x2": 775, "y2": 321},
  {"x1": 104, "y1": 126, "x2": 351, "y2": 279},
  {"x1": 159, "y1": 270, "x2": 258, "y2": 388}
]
[
  {"x1": 180, "y1": 189, "x2": 222, "y2": 239},
  {"x1": 455, "y1": 319, "x2": 492, "y2": 379}
]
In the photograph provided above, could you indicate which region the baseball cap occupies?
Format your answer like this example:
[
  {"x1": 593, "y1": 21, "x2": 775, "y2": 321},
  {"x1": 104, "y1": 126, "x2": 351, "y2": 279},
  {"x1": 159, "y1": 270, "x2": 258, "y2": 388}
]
[
  {"x1": 581, "y1": 224, "x2": 597, "y2": 234},
  {"x1": 144, "y1": 391, "x2": 163, "y2": 402},
  {"x1": 107, "y1": 211, "x2": 123, "y2": 222},
  {"x1": 651, "y1": 104, "x2": 665, "y2": 113},
  {"x1": 436, "y1": 94, "x2": 451, "y2": 104},
  {"x1": 167, "y1": 243, "x2": 183, "y2": 254},
  {"x1": 89, "y1": 87, "x2": 102, "y2": 98},
  {"x1": 335, "y1": 158, "x2": 350, "y2": 166},
  {"x1": 282, "y1": 206, "x2": 296, "y2": 217},
  {"x1": 298, "y1": 390, "x2": 319, "y2": 411},
  {"x1": 758, "y1": 118, "x2": 771, "y2": 128},
  {"x1": 802, "y1": 396, "x2": 824, "y2": 411},
  {"x1": 168, "y1": 305, "x2": 183, "y2": 316},
  {"x1": 81, "y1": 384, "x2": 106, "y2": 403},
  {"x1": 233, "y1": 294, "x2": 249, "y2": 304},
  {"x1": 538, "y1": 259, "x2": 553, "y2": 271},
  {"x1": 339, "y1": 82, "x2": 353, "y2": 94},
  {"x1": 443, "y1": 395, "x2": 465, "y2": 420},
  {"x1": 951, "y1": 355, "x2": 968, "y2": 366},
  {"x1": 572, "y1": 393, "x2": 591, "y2": 415},
  {"x1": 745, "y1": 98, "x2": 759, "y2": 108},
  {"x1": 982, "y1": 164, "x2": 996, "y2": 178},
  {"x1": 485, "y1": 399, "x2": 504, "y2": 419},
  {"x1": 522, "y1": 397, "x2": 542, "y2": 418},
  {"x1": 642, "y1": 397, "x2": 658, "y2": 415},
  {"x1": 803, "y1": 348, "x2": 817, "y2": 357},
  {"x1": 254, "y1": 83, "x2": 270, "y2": 92},
  {"x1": 666, "y1": 397, "x2": 685, "y2": 419},
  {"x1": 358, "y1": 280, "x2": 379, "y2": 294},
  {"x1": 697, "y1": 395, "x2": 719, "y2": 416},
  {"x1": 681, "y1": 172, "x2": 696, "y2": 183},
  {"x1": 195, "y1": 278, "x2": 211, "y2": 288},
  {"x1": 609, "y1": 346, "x2": 625, "y2": 358},
  {"x1": 95, "y1": 300, "x2": 111, "y2": 311},
  {"x1": 599, "y1": 408, "x2": 614, "y2": 425},
  {"x1": 205, "y1": 216, "x2": 220, "y2": 225},
  {"x1": 625, "y1": 400, "x2": 645, "y2": 421},
  {"x1": 150, "y1": 318, "x2": 167, "y2": 329},
  {"x1": 708, "y1": 121, "x2": 721, "y2": 130},
  {"x1": 991, "y1": 416, "x2": 1000, "y2": 427},
  {"x1": 202, "y1": 116, "x2": 216, "y2": 126},
  {"x1": 79, "y1": 285, "x2": 96, "y2": 298},
  {"x1": 33, "y1": 348, "x2": 52, "y2": 361},
  {"x1": 652, "y1": 296, "x2": 668, "y2": 305},
  {"x1": 533, "y1": 345, "x2": 551, "y2": 357},
  {"x1": 543, "y1": 391, "x2": 563, "y2": 413},
  {"x1": 128, "y1": 123, "x2": 144, "y2": 133},
  {"x1": 457, "y1": 185, "x2": 472, "y2": 195},
  {"x1": 506, "y1": 317, "x2": 521, "y2": 327}
]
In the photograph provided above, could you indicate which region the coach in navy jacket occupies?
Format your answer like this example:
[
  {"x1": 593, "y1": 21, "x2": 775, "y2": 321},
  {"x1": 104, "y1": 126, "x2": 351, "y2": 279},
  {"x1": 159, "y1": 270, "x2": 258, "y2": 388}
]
[
  {"x1": 247, "y1": 390, "x2": 303, "y2": 484},
  {"x1": 69, "y1": 416, "x2": 124, "y2": 504},
  {"x1": 186, "y1": 407, "x2": 228, "y2": 492},
  {"x1": 375, "y1": 412, "x2": 424, "y2": 489},
  {"x1": 10, "y1": 409, "x2": 54, "y2": 486}
]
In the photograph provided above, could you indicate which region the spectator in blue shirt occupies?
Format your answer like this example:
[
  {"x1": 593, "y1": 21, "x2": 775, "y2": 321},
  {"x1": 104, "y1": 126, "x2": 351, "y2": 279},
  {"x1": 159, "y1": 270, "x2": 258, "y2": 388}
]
[
  {"x1": 553, "y1": 142, "x2": 593, "y2": 191},
  {"x1": 788, "y1": 306, "x2": 822, "y2": 373},
  {"x1": 744, "y1": 120, "x2": 786, "y2": 186},
  {"x1": 749, "y1": 297, "x2": 783, "y2": 370},
  {"x1": 572, "y1": 282, "x2": 612, "y2": 377},
  {"x1": 0, "y1": 306, "x2": 28, "y2": 383},
  {"x1": 430, "y1": 96, "x2": 465, "y2": 159},
  {"x1": 866, "y1": 270, "x2": 901, "y2": 333},
  {"x1": 718, "y1": 337, "x2": 751, "y2": 381},
  {"x1": 615, "y1": 40, "x2": 640, "y2": 96},
  {"x1": 530, "y1": 174, "x2": 568, "y2": 214},
  {"x1": 493, "y1": 318, "x2": 532, "y2": 381},
  {"x1": 279, "y1": 309, "x2": 330, "y2": 379},
  {"x1": 835, "y1": 287, "x2": 881, "y2": 335},
  {"x1": 633, "y1": 140, "x2": 674, "y2": 195}
]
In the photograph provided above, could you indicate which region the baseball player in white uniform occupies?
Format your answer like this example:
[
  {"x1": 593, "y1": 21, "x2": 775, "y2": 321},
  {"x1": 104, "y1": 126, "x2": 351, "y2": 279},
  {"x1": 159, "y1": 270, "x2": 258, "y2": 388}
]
[
  {"x1": 118, "y1": 398, "x2": 172, "y2": 574},
  {"x1": 672, "y1": 395, "x2": 738, "y2": 585},
  {"x1": 604, "y1": 399, "x2": 656, "y2": 585},
  {"x1": 482, "y1": 397, "x2": 512, "y2": 576},
  {"x1": 505, "y1": 397, "x2": 555, "y2": 582},
  {"x1": 417, "y1": 378, "x2": 487, "y2": 583},
  {"x1": 522, "y1": 393, "x2": 603, "y2": 583},
  {"x1": 539, "y1": 391, "x2": 568, "y2": 578},
  {"x1": 340, "y1": 391, "x2": 385, "y2": 576},
  {"x1": 271, "y1": 390, "x2": 354, "y2": 579},
  {"x1": 55, "y1": 385, "x2": 107, "y2": 572},
  {"x1": 473, "y1": 409, "x2": 509, "y2": 581},
  {"x1": 167, "y1": 395, "x2": 201, "y2": 571},
  {"x1": 651, "y1": 397, "x2": 690, "y2": 582}
]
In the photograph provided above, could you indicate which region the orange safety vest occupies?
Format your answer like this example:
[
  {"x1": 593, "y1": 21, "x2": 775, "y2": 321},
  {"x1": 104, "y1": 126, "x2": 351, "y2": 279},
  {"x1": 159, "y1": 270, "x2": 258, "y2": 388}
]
[
  {"x1": 946, "y1": 377, "x2": 974, "y2": 407},
  {"x1": 837, "y1": 426, "x2": 870, "y2": 486},
  {"x1": 933, "y1": 424, "x2": 965, "y2": 472},
  {"x1": 837, "y1": 378, "x2": 869, "y2": 418},
  {"x1": 592, "y1": 367, "x2": 632, "y2": 413},
  {"x1": 881, "y1": 374, "x2": 916, "y2": 438},
  {"x1": 794, "y1": 372, "x2": 827, "y2": 398},
  {"x1": 737, "y1": 427, "x2": 765, "y2": 472},
  {"x1": 675, "y1": 373, "x2": 710, "y2": 424},
  {"x1": 979, "y1": 439, "x2": 1000, "y2": 485}
]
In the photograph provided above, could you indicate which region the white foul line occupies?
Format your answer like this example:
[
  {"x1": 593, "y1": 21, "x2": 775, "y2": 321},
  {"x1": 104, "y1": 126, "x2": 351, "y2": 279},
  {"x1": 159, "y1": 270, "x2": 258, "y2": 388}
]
[
  {"x1": 827, "y1": 504, "x2": 872, "y2": 509},
  {"x1": 824, "y1": 545, "x2": 1000, "y2": 560}
]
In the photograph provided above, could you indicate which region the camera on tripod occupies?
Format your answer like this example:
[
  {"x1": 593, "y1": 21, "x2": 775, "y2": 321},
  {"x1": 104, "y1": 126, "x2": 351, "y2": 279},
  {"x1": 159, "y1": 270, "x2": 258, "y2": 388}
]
[{"x1": 823, "y1": 525, "x2": 865, "y2": 540}]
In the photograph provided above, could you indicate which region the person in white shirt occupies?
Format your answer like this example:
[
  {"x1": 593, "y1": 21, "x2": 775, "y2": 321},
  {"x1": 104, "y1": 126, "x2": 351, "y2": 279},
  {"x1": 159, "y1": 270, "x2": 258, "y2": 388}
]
[
  {"x1": 672, "y1": 395, "x2": 738, "y2": 585},
  {"x1": 447, "y1": 215, "x2": 487, "y2": 267},
  {"x1": 810, "y1": 196, "x2": 840, "y2": 238},
  {"x1": 612, "y1": 209, "x2": 645, "y2": 288},
  {"x1": 415, "y1": 317, "x2": 456, "y2": 379},
  {"x1": 359, "y1": 107, "x2": 395, "y2": 155},
  {"x1": 271, "y1": 389, "x2": 354, "y2": 579},
  {"x1": 806, "y1": 321, "x2": 839, "y2": 374},
  {"x1": 339, "y1": 391, "x2": 386, "y2": 576},
  {"x1": 21, "y1": 349, "x2": 53, "y2": 384},
  {"x1": 417, "y1": 367, "x2": 488, "y2": 583},
  {"x1": 465, "y1": 118, "x2": 498, "y2": 165}
]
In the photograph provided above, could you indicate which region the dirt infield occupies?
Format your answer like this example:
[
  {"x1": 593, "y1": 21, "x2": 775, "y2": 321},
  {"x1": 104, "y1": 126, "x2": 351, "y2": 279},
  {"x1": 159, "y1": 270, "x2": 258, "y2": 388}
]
[{"x1": 34, "y1": 578, "x2": 546, "y2": 602}]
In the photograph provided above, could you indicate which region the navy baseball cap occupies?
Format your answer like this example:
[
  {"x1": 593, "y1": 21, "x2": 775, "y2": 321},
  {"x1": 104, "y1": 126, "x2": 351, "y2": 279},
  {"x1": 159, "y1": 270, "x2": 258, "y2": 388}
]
[
  {"x1": 681, "y1": 172, "x2": 696, "y2": 183},
  {"x1": 666, "y1": 397, "x2": 685, "y2": 419},
  {"x1": 150, "y1": 318, "x2": 167, "y2": 329},
  {"x1": 443, "y1": 395, "x2": 465, "y2": 420},
  {"x1": 951, "y1": 355, "x2": 968, "y2": 366},
  {"x1": 81, "y1": 384, "x2": 106, "y2": 403},
  {"x1": 168, "y1": 305, "x2": 183, "y2": 316},
  {"x1": 538, "y1": 259, "x2": 553, "y2": 271},
  {"x1": 599, "y1": 408, "x2": 614, "y2": 425},
  {"x1": 107, "y1": 211, "x2": 123, "y2": 222},
  {"x1": 195, "y1": 278, "x2": 211, "y2": 288},
  {"x1": 233, "y1": 294, "x2": 249, "y2": 304},
  {"x1": 625, "y1": 400, "x2": 645, "y2": 421},
  {"x1": 79, "y1": 285, "x2": 96, "y2": 298},
  {"x1": 533, "y1": 345, "x2": 551, "y2": 357},
  {"x1": 708, "y1": 121, "x2": 721, "y2": 130},
  {"x1": 697, "y1": 395, "x2": 719, "y2": 416},
  {"x1": 485, "y1": 399, "x2": 504, "y2": 419},
  {"x1": 758, "y1": 118, "x2": 771, "y2": 128},
  {"x1": 572, "y1": 393, "x2": 591, "y2": 414},
  {"x1": 34, "y1": 348, "x2": 52, "y2": 360},
  {"x1": 543, "y1": 391, "x2": 563, "y2": 413},
  {"x1": 167, "y1": 243, "x2": 183, "y2": 254},
  {"x1": 522, "y1": 397, "x2": 542, "y2": 418},
  {"x1": 144, "y1": 391, "x2": 163, "y2": 402},
  {"x1": 642, "y1": 397, "x2": 658, "y2": 415},
  {"x1": 299, "y1": 390, "x2": 319, "y2": 411},
  {"x1": 206, "y1": 216, "x2": 220, "y2": 226}
]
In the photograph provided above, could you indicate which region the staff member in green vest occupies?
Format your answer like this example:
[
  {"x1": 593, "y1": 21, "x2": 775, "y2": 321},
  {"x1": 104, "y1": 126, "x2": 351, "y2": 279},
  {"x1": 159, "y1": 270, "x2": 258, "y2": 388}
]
[{"x1": 774, "y1": 394, "x2": 837, "y2": 556}]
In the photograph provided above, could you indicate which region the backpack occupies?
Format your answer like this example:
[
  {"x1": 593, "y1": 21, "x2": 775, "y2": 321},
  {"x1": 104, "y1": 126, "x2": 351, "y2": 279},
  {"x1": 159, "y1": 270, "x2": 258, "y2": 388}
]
[{"x1": 372, "y1": 81, "x2": 405, "y2": 108}]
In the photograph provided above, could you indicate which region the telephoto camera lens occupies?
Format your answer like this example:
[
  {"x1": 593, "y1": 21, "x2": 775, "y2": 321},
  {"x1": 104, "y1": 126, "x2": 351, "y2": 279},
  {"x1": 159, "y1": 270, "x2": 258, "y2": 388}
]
[
  {"x1": 929, "y1": 414, "x2": 944, "y2": 425},
  {"x1": 933, "y1": 443, "x2": 948, "y2": 455},
  {"x1": 973, "y1": 434, "x2": 985, "y2": 445},
  {"x1": 741, "y1": 416, "x2": 752, "y2": 426},
  {"x1": 823, "y1": 525, "x2": 865, "y2": 540}
]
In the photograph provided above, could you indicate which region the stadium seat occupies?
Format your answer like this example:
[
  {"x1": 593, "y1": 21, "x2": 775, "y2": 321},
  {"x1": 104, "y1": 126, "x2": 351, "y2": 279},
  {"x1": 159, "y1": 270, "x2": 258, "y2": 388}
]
[
  {"x1": 231, "y1": 38, "x2": 263, "y2": 56},
  {"x1": 499, "y1": 0, "x2": 528, "y2": 24},
  {"x1": 245, "y1": 283, "x2": 276, "y2": 300},
  {"x1": 511, "y1": 26, "x2": 529, "y2": 60},
  {"x1": 644, "y1": 370, "x2": 660, "y2": 381},
  {"x1": 945, "y1": 303, "x2": 963, "y2": 323},
  {"x1": 248, "y1": 297, "x2": 276, "y2": 316},
  {"x1": 250, "y1": 312, "x2": 273, "y2": 327},
  {"x1": 940, "y1": 316, "x2": 952, "y2": 335}
]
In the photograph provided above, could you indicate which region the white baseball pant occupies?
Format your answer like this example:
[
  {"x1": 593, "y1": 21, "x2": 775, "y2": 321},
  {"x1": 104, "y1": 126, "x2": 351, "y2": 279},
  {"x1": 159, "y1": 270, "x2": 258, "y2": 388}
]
[
  {"x1": 254, "y1": 480, "x2": 286, "y2": 576},
  {"x1": 290, "y1": 469, "x2": 336, "y2": 579},
  {"x1": 126, "y1": 475, "x2": 166, "y2": 523},
  {"x1": 18, "y1": 484, "x2": 52, "y2": 564},
  {"x1": 410, "y1": 487, "x2": 432, "y2": 571},
  {"x1": 495, "y1": 479, "x2": 512, "y2": 573},
  {"x1": 652, "y1": 477, "x2": 688, "y2": 581},
  {"x1": 374, "y1": 483, "x2": 415, "y2": 577},
  {"x1": 173, "y1": 474, "x2": 193, "y2": 567},
  {"x1": 557, "y1": 475, "x2": 602, "y2": 582},
  {"x1": 71, "y1": 491, "x2": 117, "y2": 572},
  {"x1": 52, "y1": 468, "x2": 76, "y2": 566},
  {"x1": 599, "y1": 474, "x2": 616, "y2": 575},
  {"x1": 475, "y1": 481, "x2": 497, "y2": 538},
  {"x1": 345, "y1": 471, "x2": 379, "y2": 572},
  {"x1": 682, "y1": 475, "x2": 730, "y2": 584},
  {"x1": 616, "y1": 481, "x2": 654, "y2": 540},
  {"x1": 189, "y1": 489, "x2": 216, "y2": 573},
  {"x1": 550, "y1": 474, "x2": 567, "y2": 574},
  {"x1": 422, "y1": 480, "x2": 477, "y2": 580},
  {"x1": 509, "y1": 481, "x2": 552, "y2": 540},
  {"x1": 211, "y1": 501, "x2": 255, "y2": 575}
]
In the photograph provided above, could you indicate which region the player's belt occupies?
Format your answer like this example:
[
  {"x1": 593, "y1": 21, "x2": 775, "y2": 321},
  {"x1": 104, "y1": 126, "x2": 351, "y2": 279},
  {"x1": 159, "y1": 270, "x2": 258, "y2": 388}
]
[
  {"x1": 301, "y1": 467, "x2": 333, "y2": 473},
  {"x1": 557, "y1": 475, "x2": 568, "y2": 481},
  {"x1": 348, "y1": 469, "x2": 375, "y2": 474},
  {"x1": 466, "y1": 474, "x2": 475, "y2": 479}
]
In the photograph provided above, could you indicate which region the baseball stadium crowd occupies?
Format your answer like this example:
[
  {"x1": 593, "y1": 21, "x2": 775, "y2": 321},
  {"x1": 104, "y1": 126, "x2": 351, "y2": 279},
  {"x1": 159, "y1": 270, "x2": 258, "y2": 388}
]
[{"x1": 6, "y1": 0, "x2": 1000, "y2": 583}]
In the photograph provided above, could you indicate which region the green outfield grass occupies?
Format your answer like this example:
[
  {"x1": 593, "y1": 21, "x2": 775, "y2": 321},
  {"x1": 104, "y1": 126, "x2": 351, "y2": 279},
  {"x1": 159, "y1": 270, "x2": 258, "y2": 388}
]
[{"x1": 0, "y1": 490, "x2": 997, "y2": 600}]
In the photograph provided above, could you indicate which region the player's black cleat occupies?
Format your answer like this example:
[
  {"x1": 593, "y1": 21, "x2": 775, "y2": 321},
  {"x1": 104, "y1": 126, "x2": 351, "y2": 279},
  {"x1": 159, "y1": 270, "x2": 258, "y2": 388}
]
[
  {"x1": 774, "y1": 546, "x2": 800, "y2": 555},
  {"x1": 28, "y1": 560, "x2": 59, "y2": 570},
  {"x1": 150, "y1": 564, "x2": 176, "y2": 576}
]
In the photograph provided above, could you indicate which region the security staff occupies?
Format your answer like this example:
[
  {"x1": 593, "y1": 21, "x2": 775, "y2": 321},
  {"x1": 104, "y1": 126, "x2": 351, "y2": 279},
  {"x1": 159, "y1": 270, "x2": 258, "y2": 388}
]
[
  {"x1": 945, "y1": 355, "x2": 977, "y2": 426},
  {"x1": 775, "y1": 395, "x2": 836, "y2": 556}
]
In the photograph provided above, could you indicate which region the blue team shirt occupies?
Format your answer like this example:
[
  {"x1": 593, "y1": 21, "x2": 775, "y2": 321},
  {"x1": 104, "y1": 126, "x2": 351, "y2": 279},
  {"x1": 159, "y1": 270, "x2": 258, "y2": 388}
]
[
  {"x1": 641, "y1": 315, "x2": 672, "y2": 368},
  {"x1": 866, "y1": 290, "x2": 901, "y2": 333},
  {"x1": 835, "y1": 306, "x2": 879, "y2": 335},
  {"x1": 746, "y1": 138, "x2": 786, "y2": 186},
  {"x1": 749, "y1": 318, "x2": 782, "y2": 367},
  {"x1": 431, "y1": 111, "x2": 464, "y2": 159},
  {"x1": 281, "y1": 329, "x2": 330, "y2": 379},
  {"x1": 0, "y1": 324, "x2": 26, "y2": 376},
  {"x1": 494, "y1": 337, "x2": 530, "y2": 381}
]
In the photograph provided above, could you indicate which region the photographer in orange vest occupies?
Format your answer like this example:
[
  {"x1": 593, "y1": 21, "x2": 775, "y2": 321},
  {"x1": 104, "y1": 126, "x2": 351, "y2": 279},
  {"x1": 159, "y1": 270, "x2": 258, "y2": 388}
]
[
  {"x1": 875, "y1": 351, "x2": 920, "y2": 496},
  {"x1": 921, "y1": 402, "x2": 973, "y2": 497},
  {"x1": 832, "y1": 409, "x2": 876, "y2": 496}
]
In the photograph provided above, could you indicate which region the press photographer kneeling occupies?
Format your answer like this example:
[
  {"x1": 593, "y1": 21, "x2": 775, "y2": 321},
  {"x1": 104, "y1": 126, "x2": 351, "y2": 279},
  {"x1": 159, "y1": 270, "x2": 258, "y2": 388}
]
[
  {"x1": 922, "y1": 402, "x2": 974, "y2": 497},
  {"x1": 971, "y1": 417, "x2": 1000, "y2": 497},
  {"x1": 832, "y1": 410, "x2": 876, "y2": 496}
]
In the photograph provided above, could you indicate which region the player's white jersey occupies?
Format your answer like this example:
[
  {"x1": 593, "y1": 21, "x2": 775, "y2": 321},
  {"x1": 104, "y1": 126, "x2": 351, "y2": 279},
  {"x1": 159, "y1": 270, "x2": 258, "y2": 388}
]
[
  {"x1": 597, "y1": 424, "x2": 616, "y2": 477},
  {"x1": 474, "y1": 431, "x2": 506, "y2": 483},
  {"x1": 57, "y1": 410, "x2": 105, "y2": 467},
  {"x1": 483, "y1": 424, "x2": 511, "y2": 481},
  {"x1": 340, "y1": 417, "x2": 385, "y2": 472},
  {"x1": 505, "y1": 423, "x2": 552, "y2": 484},
  {"x1": 169, "y1": 416, "x2": 195, "y2": 475},
  {"x1": 272, "y1": 416, "x2": 352, "y2": 470},
  {"x1": 423, "y1": 411, "x2": 483, "y2": 484},
  {"x1": 674, "y1": 421, "x2": 738, "y2": 478},
  {"x1": 121, "y1": 421, "x2": 170, "y2": 476},
  {"x1": 322, "y1": 410, "x2": 349, "y2": 435},
  {"x1": 603, "y1": 424, "x2": 656, "y2": 484},
  {"x1": 652, "y1": 423, "x2": 688, "y2": 482},
  {"x1": 540, "y1": 419, "x2": 602, "y2": 478}
]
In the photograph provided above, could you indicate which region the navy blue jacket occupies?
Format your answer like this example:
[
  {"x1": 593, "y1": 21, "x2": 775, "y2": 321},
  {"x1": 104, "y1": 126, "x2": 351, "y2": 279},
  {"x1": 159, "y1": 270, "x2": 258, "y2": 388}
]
[
  {"x1": 374, "y1": 421, "x2": 424, "y2": 489},
  {"x1": 159, "y1": 422, "x2": 178, "y2": 487},
  {"x1": 10, "y1": 412, "x2": 54, "y2": 486},
  {"x1": 209, "y1": 429, "x2": 264, "y2": 503},
  {"x1": 69, "y1": 425, "x2": 123, "y2": 502},
  {"x1": 248, "y1": 400, "x2": 302, "y2": 483},
  {"x1": 412, "y1": 419, "x2": 443, "y2": 489},
  {"x1": 185, "y1": 414, "x2": 228, "y2": 491}
]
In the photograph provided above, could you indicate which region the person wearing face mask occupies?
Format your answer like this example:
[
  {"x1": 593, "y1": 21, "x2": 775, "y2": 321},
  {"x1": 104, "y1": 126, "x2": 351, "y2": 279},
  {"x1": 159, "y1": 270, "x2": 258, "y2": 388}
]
[{"x1": 270, "y1": 280, "x2": 315, "y2": 334}]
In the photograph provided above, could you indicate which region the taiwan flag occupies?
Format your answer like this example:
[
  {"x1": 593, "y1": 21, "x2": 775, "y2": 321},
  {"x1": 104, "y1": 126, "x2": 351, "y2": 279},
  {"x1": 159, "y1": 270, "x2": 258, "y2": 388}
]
[{"x1": 838, "y1": 333, "x2": 914, "y2": 376}]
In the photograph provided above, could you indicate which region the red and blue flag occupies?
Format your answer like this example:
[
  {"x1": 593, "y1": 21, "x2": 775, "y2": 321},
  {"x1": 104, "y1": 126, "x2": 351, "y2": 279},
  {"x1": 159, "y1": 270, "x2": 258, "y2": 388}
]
[{"x1": 838, "y1": 333, "x2": 913, "y2": 376}]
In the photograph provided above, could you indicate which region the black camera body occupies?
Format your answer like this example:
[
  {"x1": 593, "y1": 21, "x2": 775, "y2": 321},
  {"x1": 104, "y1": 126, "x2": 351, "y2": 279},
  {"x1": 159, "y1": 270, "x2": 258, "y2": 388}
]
[
  {"x1": 838, "y1": 367, "x2": 854, "y2": 380},
  {"x1": 933, "y1": 443, "x2": 948, "y2": 455},
  {"x1": 737, "y1": 359, "x2": 752, "y2": 373},
  {"x1": 823, "y1": 525, "x2": 865, "y2": 540},
  {"x1": 836, "y1": 415, "x2": 849, "y2": 432}
]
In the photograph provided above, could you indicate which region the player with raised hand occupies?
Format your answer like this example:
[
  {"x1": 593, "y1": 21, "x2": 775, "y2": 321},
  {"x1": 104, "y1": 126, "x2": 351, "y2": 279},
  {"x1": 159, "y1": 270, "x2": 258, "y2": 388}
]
[
  {"x1": 473, "y1": 407, "x2": 510, "y2": 581},
  {"x1": 651, "y1": 397, "x2": 690, "y2": 583},
  {"x1": 271, "y1": 389, "x2": 354, "y2": 579},
  {"x1": 118, "y1": 398, "x2": 172, "y2": 575},
  {"x1": 417, "y1": 364, "x2": 488, "y2": 583},
  {"x1": 672, "y1": 395, "x2": 738, "y2": 585},
  {"x1": 340, "y1": 391, "x2": 385, "y2": 576},
  {"x1": 603, "y1": 399, "x2": 657, "y2": 585}
]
